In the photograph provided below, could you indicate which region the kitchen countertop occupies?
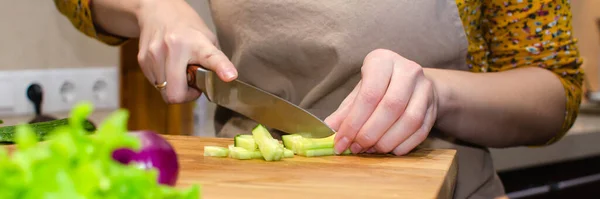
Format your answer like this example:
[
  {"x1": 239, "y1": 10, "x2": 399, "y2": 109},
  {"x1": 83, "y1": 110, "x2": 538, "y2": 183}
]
[{"x1": 490, "y1": 103, "x2": 600, "y2": 171}]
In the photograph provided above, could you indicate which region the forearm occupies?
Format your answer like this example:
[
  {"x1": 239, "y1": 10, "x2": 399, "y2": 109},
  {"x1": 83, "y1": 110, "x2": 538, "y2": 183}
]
[
  {"x1": 426, "y1": 67, "x2": 567, "y2": 148},
  {"x1": 90, "y1": 0, "x2": 144, "y2": 38}
]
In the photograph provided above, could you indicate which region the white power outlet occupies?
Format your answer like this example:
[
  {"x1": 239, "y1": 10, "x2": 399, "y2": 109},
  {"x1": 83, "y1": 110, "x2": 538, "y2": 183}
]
[{"x1": 0, "y1": 67, "x2": 119, "y2": 117}]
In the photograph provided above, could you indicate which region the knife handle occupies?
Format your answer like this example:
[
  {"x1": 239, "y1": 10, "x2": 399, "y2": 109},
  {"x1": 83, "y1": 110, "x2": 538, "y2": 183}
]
[{"x1": 186, "y1": 64, "x2": 207, "y2": 93}]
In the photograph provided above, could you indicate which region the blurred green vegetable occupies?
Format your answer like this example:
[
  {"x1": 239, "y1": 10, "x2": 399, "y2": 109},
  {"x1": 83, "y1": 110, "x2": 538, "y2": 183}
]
[
  {"x1": 0, "y1": 118, "x2": 96, "y2": 143},
  {"x1": 0, "y1": 102, "x2": 201, "y2": 199}
]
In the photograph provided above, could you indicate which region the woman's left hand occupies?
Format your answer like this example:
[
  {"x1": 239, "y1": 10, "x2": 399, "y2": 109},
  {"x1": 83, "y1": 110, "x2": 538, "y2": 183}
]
[{"x1": 324, "y1": 49, "x2": 439, "y2": 156}]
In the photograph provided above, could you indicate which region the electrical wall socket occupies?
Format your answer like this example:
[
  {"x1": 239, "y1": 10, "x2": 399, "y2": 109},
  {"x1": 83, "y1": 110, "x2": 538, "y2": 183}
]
[{"x1": 0, "y1": 67, "x2": 119, "y2": 117}]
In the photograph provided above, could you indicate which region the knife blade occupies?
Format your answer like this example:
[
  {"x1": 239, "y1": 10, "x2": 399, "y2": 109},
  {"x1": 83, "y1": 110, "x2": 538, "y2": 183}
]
[{"x1": 186, "y1": 65, "x2": 335, "y2": 138}]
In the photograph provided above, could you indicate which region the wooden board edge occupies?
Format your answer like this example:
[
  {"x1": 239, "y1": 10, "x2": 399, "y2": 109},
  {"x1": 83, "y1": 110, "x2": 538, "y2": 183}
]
[{"x1": 436, "y1": 149, "x2": 458, "y2": 199}]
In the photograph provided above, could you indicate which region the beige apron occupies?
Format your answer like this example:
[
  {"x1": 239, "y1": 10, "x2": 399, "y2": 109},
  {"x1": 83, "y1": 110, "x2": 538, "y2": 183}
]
[{"x1": 207, "y1": 0, "x2": 505, "y2": 198}]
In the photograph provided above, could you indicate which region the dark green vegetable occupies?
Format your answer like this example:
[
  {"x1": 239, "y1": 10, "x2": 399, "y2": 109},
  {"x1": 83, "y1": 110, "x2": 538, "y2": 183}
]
[{"x1": 0, "y1": 118, "x2": 96, "y2": 142}]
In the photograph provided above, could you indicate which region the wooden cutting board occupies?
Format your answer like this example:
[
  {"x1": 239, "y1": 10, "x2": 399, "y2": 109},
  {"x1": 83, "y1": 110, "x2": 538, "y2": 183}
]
[{"x1": 167, "y1": 135, "x2": 458, "y2": 199}]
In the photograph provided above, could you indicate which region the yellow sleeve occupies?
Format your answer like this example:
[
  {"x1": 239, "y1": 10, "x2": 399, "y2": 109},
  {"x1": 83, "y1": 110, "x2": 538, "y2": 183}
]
[
  {"x1": 53, "y1": 0, "x2": 128, "y2": 46},
  {"x1": 477, "y1": 0, "x2": 584, "y2": 145}
]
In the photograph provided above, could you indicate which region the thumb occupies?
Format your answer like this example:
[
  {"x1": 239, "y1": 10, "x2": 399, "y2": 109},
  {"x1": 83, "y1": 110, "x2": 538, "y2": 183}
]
[
  {"x1": 189, "y1": 35, "x2": 237, "y2": 82},
  {"x1": 194, "y1": 46, "x2": 237, "y2": 82}
]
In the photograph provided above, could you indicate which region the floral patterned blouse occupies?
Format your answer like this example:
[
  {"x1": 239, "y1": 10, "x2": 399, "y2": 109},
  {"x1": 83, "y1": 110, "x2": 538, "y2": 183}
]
[{"x1": 53, "y1": 0, "x2": 584, "y2": 146}]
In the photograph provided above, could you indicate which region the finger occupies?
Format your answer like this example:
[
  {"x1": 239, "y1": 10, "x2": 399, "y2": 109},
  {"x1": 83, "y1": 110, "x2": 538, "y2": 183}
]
[
  {"x1": 334, "y1": 53, "x2": 394, "y2": 154},
  {"x1": 137, "y1": 30, "x2": 159, "y2": 85},
  {"x1": 392, "y1": 103, "x2": 435, "y2": 156},
  {"x1": 324, "y1": 81, "x2": 361, "y2": 131},
  {"x1": 147, "y1": 29, "x2": 167, "y2": 84},
  {"x1": 374, "y1": 79, "x2": 431, "y2": 153},
  {"x1": 163, "y1": 33, "x2": 194, "y2": 104},
  {"x1": 365, "y1": 147, "x2": 376, "y2": 154},
  {"x1": 137, "y1": 50, "x2": 156, "y2": 85},
  {"x1": 189, "y1": 34, "x2": 238, "y2": 82},
  {"x1": 351, "y1": 60, "x2": 419, "y2": 153}
]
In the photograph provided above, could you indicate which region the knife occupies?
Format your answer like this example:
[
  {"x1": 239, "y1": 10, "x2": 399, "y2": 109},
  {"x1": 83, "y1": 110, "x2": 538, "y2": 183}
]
[{"x1": 186, "y1": 65, "x2": 335, "y2": 138}]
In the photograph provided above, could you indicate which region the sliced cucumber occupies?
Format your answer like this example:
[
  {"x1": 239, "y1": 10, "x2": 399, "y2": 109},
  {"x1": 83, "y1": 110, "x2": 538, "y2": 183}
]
[
  {"x1": 296, "y1": 134, "x2": 335, "y2": 151},
  {"x1": 252, "y1": 125, "x2": 284, "y2": 161},
  {"x1": 282, "y1": 134, "x2": 303, "y2": 152},
  {"x1": 229, "y1": 146, "x2": 263, "y2": 160},
  {"x1": 206, "y1": 127, "x2": 356, "y2": 160},
  {"x1": 234, "y1": 134, "x2": 258, "y2": 151},
  {"x1": 283, "y1": 134, "x2": 335, "y2": 152},
  {"x1": 299, "y1": 148, "x2": 351, "y2": 157},
  {"x1": 283, "y1": 148, "x2": 294, "y2": 158},
  {"x1": 282, "y1": 134, "x2": 354, "y2": 157},
  {"x1": 203, "y1": 146, "x2": 229, "y2": 157}
]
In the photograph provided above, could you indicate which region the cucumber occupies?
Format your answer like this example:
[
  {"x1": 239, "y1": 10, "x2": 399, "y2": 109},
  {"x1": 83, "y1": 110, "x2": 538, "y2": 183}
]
[
  {"x1": 282, "y1": 134, "x2": 302, "y2": 152},
  {"x1": 283, "y1": 134, "x2": 335, "y2": 151},
  {"x1": 299, "y1": 148, "x2": 351, "y2": 157},
  {"x1": 252, "y1": 125, "x2": 284, "y2": 161},
  {"x1": 203, "y1": 146, "x2": 229, "y2": 157},
  {"x1": 229, "y1": 146, "x2": 263, "y2": 160},
  {"x1": 205, "y1": 126, "x2": 355, "y2": 160},
  {"x1": 282, "y1": 134, "x2": 353, "y2": 157},
  {"x1": 234, "y1": 134, "x2": 258, "y2": 151},
  {"x1": 296, "y1": 134, "x2": 335, "y2": 151},
  {"x1": 283, "y1": 148, "x2": 294, "y2": 158},
  {"x1": 0, "y1": 118, "x2": 96, "y2": 142}
]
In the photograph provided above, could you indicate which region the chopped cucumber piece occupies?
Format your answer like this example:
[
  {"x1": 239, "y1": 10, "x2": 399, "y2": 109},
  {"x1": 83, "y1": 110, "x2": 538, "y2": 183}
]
[
  {"x1": 283, "y1": 148, "x2": 294, "y2": 158},
  {"x1": 296, "y1": 135, "x2": 335, "y2": 151},
  {"x1": 252, "y1": 125, "x2": 284, "y2": 161},
  {"x1": 282, "y1": 134, "x2": 338, "y2": 152},
  {"x1": 228, "y1": 146, "x2": 295, "y2": 160},
  {"x1": 282, "y1": 134, "x2": 302, "y2": 152},
  {"x1": 282, "y1": 134, "x2": 355, "y2": 157},
  {"x1": 299, "y1": 148, "x2": 351, "y2": 157},
  {"x1": 203, "y1": 146, "x2": 229, "y2": 157},
  {"x1": 206, "y1": 130, "x2": 357, "y2": 161},
  {"x1": 234, "y1": 134, "x2": 258, "y2": 151},
  {"x1": 229, "y1": 146, "x2": 262, "y2": 160}
]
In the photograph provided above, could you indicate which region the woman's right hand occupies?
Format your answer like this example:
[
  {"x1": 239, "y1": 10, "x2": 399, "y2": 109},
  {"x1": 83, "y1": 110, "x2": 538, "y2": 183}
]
[{"x1": 135, "y1": 0, "x2": 237, "y2": 103}]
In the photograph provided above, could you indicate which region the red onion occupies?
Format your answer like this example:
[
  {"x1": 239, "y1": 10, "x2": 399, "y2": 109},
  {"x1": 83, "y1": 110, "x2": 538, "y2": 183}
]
[{"x1": 112, "y1": 131, "x2": 179, "y2": 186}]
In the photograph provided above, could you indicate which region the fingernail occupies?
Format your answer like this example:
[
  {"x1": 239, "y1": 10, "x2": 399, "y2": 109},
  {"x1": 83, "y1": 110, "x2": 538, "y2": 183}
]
[
  {"x1": 350, "y1": 143, "x2": 363, "y2": 154},
  {"x1": 334, "y1": 137, "x2": 349, "y2": 155},
  {"x1": 366, "y1": 148, "x2": 376, "y2": 153},
  {"x1": 222, "y1": 70, "x2": 236, "y2": 80}
]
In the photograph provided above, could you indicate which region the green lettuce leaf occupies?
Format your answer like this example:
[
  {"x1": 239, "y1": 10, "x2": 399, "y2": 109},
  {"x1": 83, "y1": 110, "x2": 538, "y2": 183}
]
[{"x1": 0, "y1": 101, "x2": 201, "y2": 199}]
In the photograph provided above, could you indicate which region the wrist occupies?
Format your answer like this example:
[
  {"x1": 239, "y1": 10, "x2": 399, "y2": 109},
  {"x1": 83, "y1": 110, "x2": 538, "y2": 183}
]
[
  {"x1": 423, "y1": 68, "x2": 458, "y2": 127},
  {"x1": 135, "y1": 0, "x2": 197, "y2": 31},
  {"x1": 90, "y1": 0, "x2": 145, "y2": 38},
  {"x1": 135, "y1": 0, "x2": 157, "y2": 27}
]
